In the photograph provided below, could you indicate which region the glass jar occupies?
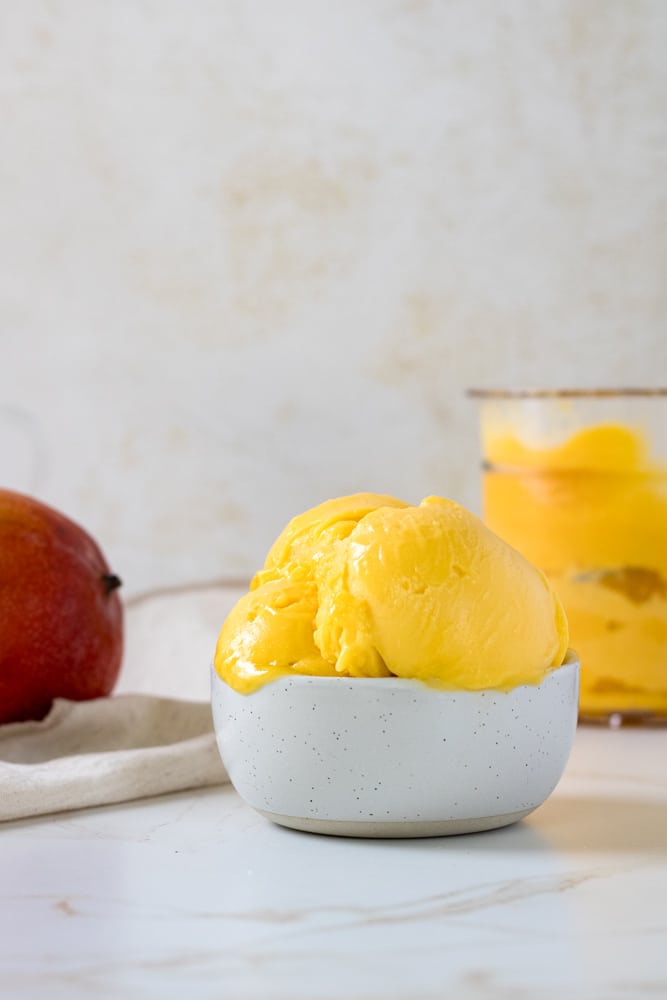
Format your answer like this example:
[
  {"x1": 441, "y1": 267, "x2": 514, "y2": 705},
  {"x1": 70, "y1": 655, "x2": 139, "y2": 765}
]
[{"x1": 469, "y1": 388, "x2": 667, "y2": 725}]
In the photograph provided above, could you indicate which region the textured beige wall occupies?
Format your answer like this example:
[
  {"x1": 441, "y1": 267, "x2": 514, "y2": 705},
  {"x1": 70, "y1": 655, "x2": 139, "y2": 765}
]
[{"x1": 1, "y1": 1, "x2": 666, "y2": 595}]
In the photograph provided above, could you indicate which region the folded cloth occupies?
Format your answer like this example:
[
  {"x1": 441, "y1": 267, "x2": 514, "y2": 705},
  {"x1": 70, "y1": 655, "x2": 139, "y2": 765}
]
[{"x1": 0, "y1": 695, "x2": 229, "y2": 822}]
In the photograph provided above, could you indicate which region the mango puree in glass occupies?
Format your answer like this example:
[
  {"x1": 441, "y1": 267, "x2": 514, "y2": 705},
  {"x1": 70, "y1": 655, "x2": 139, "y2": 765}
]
[{"x1": 483, "y1": 423, "x2": 667, "y2": 719}]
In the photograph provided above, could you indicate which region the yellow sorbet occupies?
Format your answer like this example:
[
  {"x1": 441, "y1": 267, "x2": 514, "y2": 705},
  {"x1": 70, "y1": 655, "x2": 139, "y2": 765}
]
[
  {"x1": 482, "y1": 423, "x2": 667, "y2": 717},
  {"x1": 215, "y1": 492, "x2": 569, "y2": 694}
]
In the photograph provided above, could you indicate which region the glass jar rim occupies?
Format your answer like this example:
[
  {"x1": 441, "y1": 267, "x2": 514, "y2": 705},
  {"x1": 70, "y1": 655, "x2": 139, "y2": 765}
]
[{"x1": 467, "y1": 387, "x2": 667, "y2": 399}]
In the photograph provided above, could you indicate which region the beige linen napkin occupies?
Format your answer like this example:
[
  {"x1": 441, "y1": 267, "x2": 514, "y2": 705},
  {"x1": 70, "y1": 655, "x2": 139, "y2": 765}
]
[{"x1": 0, "y1": 694, "x2": 229, "y2": 822}]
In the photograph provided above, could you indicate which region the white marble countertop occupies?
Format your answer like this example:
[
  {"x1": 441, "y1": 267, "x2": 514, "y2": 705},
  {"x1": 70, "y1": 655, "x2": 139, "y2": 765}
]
[{"x1": 1, "y1": 724, "x2": 666, "y2": 1000}]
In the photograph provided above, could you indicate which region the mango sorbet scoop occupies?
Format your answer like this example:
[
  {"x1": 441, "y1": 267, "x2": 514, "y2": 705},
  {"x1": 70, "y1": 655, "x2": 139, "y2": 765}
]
[{"x1": 214, "y1": 493, "x2": 569, "y2": 694}]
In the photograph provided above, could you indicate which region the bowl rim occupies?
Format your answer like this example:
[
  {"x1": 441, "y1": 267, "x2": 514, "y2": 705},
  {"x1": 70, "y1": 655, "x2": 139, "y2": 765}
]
[{"x1": 211, "y1": 649, "x2": 580, "y2": 695}]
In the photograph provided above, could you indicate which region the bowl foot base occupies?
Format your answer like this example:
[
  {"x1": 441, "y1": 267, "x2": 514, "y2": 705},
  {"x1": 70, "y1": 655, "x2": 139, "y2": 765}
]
[{"x1": 257, "y1": 807, "x2": 533, "y2": 838}]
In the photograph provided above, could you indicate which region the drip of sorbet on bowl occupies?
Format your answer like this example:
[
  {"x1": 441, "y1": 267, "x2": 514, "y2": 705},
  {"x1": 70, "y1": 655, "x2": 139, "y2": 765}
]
[{"x1": 214, "y1": 493, "x2": 569, "y2": 694}]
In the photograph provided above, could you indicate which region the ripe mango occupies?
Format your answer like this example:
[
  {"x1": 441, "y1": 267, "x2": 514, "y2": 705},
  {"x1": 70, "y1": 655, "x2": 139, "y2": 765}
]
[{"x1": 0, "y1": 489, "x2": 123, "y2": 724}]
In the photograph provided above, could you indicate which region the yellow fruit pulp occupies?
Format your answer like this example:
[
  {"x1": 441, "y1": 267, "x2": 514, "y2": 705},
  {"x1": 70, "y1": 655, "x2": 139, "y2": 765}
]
[{"x1": 483, "y1": 424, "x2": 667, "y2": 717}]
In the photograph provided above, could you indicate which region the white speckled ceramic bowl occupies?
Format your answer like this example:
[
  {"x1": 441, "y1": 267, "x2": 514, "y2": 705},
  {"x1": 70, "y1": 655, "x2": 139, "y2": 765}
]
[{"x1": 211, "y1": 652, "x2": 580, "y2": 838}]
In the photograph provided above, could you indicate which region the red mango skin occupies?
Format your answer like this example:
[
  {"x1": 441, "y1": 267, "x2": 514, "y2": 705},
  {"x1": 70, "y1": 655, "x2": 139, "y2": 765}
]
[{"x1": 0, "y1": 489, "x2": 123, "y2": 724}]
